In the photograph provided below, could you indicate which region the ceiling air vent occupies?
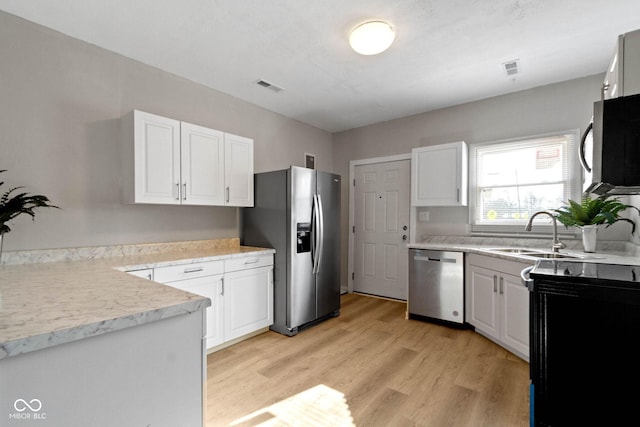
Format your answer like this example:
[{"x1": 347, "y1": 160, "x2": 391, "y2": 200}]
[
  {"x1": 502, "y1": 59, "x2": 520, "y2": 77},
  {"x1": 256, "y1": 79, "x2": 284, "y2": 93}
]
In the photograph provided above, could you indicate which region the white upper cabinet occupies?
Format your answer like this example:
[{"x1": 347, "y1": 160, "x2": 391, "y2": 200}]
[
  {"x1": 411, "y1": 141, "x2": 468, "y2": 206},
  {"x1": 224, "y1": 133, "x2": 254, "y2": 207},
  {"x1": 603, "y1": 29, "x2": 640, "y2": 99},
  {"x1": 123, "y1": 110, "x2": 253, "y2": 206},
  {"x1": 180, "y1": 122, "x2": 225, "y2": 205},
  {"x1": 131, "y1": 111, "x2": 181, "y2": 204}
]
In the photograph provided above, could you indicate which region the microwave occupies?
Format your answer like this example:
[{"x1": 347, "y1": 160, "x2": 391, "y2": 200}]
[{"x1": 580, "y1": 93, "x2": 640, "y2": 195}]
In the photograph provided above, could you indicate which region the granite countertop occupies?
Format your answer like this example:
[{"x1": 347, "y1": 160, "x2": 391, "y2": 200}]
[
  {"x1": 0, "y1": 241, "x2": 274, "y2": 360},
  {"x1": 407, "y1": 237, "x2": 640, "y2": 266}
]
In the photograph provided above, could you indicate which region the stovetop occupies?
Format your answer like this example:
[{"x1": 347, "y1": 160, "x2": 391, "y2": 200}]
[{"x1": 531, "y1": 260, "x2": 640, "y2": 284}]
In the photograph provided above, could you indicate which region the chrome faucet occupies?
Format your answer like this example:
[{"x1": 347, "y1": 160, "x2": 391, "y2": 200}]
[{"x1": 525, "y1": 211, "x2": 565, "y2": 253}]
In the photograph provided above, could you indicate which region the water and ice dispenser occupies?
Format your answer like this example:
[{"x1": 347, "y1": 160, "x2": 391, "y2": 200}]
[{"x1": 296, "y1": 223, "x2": 311, "y2": 253}]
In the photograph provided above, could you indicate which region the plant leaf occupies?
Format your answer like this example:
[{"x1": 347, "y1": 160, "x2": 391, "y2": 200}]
[{"x1": 0, "y1": 171, "x2": 59, "y2": 234}]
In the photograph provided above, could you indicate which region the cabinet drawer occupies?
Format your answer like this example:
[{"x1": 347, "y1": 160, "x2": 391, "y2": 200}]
[
  {"x1": 154, "y1": 260, "x2": 224, "y2": 283},
  {"x1": 224, "y1": 254, "x2": 273, "y2": 272}
]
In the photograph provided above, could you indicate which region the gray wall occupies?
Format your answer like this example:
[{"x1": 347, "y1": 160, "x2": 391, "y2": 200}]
[
  {"x1": 0, "y1": 12, "x2": 332, "y2": 251},
  {"x1": 3, "y1": 11, "x2": 638, "y2": 290},
  {"x1": 333, "y1": 75, "x2": 640, "y2": 285}
]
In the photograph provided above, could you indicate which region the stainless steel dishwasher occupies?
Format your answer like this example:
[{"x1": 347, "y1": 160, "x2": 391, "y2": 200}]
[{"x1": 408, "y1": 248, "x2": 464, "y2": 326}]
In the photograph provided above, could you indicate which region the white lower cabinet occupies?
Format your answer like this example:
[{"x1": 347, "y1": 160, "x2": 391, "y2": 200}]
[
  {"x1": 162, "y1": 273, "x2": 224, "y2": 349},
  {"x1": 147, "y1": 254, "x2": 273, "y2": 352},
  {"x1": 153, "y1": 260, "x2": 225, "y2": 350},
  {"x1": 466, "y1": 254, "x2": 530, "y2": 361},
  {"x1": 223, "y1": 265, "x2": 273, "y2": 342}
]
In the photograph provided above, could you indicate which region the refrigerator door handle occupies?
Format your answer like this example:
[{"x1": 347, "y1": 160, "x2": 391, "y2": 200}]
[
  {"x1": 311, "y1": 194, "x2": 320, "y2": 274},
  {"x1": 315, "y1": 194, "x2": 324, "y2": 274},
  {"x1": 311, "y1": 194, "x2": 317, "y2": 273}
]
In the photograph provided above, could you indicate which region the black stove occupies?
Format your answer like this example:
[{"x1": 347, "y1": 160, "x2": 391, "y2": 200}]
[
  {"x1": 528, "y1": 260, "x2": 640, "y2": 426},
  {"x1": 531, "y1": 260, "x2": 640, "y2": 284}
]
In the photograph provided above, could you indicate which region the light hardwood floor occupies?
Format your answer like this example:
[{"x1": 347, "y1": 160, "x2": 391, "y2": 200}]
[{"x1": 206, "y1": 293, "x2": 530, "y2": 427}]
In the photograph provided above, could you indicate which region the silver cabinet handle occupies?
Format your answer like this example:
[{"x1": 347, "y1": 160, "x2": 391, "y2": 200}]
[
  {"x1": 183, "y1": 182, "x2": 187, "y2": 200},
  {"x1": 221, "y1": 278, "x2": 224, "y2": 296},
  {"x1": 226, "y1": 186, "x2": 230, "y2": 203},
  {"x1": 175, "y1": 183, "x2": 180, "y2": 200},
  {"x1": 499, "y1": 277, "x2": 504, "y2": 295},
  {"x1": 244, "y1": 259, "x2": 259, "y2": 264},
  {"x1": 183, "y1": 267, "x2": 204, "y2": 274},
  {"x1": 493, "y1": 275, "x2": 498, "y2": 293}
]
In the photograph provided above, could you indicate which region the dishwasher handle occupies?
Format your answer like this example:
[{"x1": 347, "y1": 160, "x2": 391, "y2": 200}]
[{"x1": 413, "y1": 255, "x2": 458, "y2": 263}]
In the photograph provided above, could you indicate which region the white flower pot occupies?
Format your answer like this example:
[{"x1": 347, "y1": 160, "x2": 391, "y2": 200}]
[{"x1": 581, "y1": 225, "x2": 598, "y2": 253}]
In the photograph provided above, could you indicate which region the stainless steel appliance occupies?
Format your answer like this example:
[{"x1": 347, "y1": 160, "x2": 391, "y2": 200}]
[
  {"x1": 580, "y1": 93, "x2": 640, "y2": 195},
  {"x1": 408, "y1": 249, "x2": 464, "y2": 326},
  {"x1": 241, "y1": 166, "x2": 341, "y2": 336}
]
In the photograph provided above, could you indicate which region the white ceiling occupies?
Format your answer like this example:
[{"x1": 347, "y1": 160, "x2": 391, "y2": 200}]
[{"x1": 1, "y1": 0, "x2": 640, "y2": 133}]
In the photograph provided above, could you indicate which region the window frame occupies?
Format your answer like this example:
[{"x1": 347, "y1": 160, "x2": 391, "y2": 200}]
[{"x1": 468, "y1": 130, "x2": 582, "y2": 236}]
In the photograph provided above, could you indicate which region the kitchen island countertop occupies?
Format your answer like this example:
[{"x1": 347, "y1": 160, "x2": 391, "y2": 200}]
[{"x1": 0, "y1": 244, "x2": 274, "y2": 360}]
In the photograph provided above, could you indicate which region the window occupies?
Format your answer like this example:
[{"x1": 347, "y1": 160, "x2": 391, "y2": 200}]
[{"x1": 469, "y1": 131, "x2": 581, "y2": 234}]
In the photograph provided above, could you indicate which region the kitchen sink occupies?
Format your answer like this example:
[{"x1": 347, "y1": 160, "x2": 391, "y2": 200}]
[
  {"x1": 486, "y1": 248, "x2": 545, "y2": 254},
  {"x1": 483, "y1": 248, "x2": 584, "y2": 259},
  {"x1": 521, "y1": 252, "x2": 582, "y2": 259}
]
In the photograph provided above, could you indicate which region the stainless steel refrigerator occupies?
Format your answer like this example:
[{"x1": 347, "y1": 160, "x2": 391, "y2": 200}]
[{"x1": 241, "y1": 166, "x2": 341, "y2": 336}]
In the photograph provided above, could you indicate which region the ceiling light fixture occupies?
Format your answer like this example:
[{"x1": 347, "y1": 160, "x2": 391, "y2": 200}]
[{"x1": 349, "y1": 21, "x2": 395, "y2": 55}]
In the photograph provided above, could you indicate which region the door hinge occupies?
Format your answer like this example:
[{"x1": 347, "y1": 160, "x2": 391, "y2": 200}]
[
  {"x1": 353, "y1": 178, "x2": 355, "y2": 187},
  {"x1": 352, "y1": 272, "x2": 355, "y2": 280},
  {"x1": 352, "y1": 225, "x2": 355, "y2": 233}
]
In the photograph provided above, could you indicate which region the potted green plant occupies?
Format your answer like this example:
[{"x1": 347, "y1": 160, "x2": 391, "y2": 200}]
[
  {"x1": 0, "y1": 170, "x2": 59, "y2": 261},
  {"x1": 553, "y1": 194, "x2": 639, "y2": 253}
]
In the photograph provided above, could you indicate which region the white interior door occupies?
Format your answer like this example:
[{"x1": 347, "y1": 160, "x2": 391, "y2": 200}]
[{"x1": 353, "y1": 160, "x2": 410, "y2": 300}]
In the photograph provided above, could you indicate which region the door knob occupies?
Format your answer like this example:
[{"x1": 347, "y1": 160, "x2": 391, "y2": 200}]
[
  {"x1": 402, "y1": 225, "x2": 408, "y2": 230},
  {"x1": 402, "y1": 234, "x2": 407, "y2": 241}
]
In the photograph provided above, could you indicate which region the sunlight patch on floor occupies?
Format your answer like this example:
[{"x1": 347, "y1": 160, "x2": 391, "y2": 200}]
[{"x1": 229, "y1": 384, "x2": 355, "y2": 427}]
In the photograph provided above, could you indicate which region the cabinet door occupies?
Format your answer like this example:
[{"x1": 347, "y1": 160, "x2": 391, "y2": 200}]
[
  {"x1": 411, "y1": 141, "x2": 467, "y2": 206},
  {"x1": 500, "y1": 272, "x2": 529, "y2": 357},
  {"x1": 180, "y1": 122, "x2": 225, "y2": 206},
  {"x1": 223, "y1": 266, "x2": 273, "y2": 341},
  {"x1": 163, "y1": 275, "x2": 224, "y2": 349},
  {"x1": 134, "y1": 110, "x2": 181, "y2": 204},
  {"x1": 468, "y1": 265, "x2": 500, "y2": 340},
  {"x1": 622, "y1": 29, "x2": 640, "y2": 97},
  {"x1": 603, "y1": 35, "x2": 622, "y2": 99},
  {"x1": 224, "y1": 133, "x2": 254, "y2": 207}
]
